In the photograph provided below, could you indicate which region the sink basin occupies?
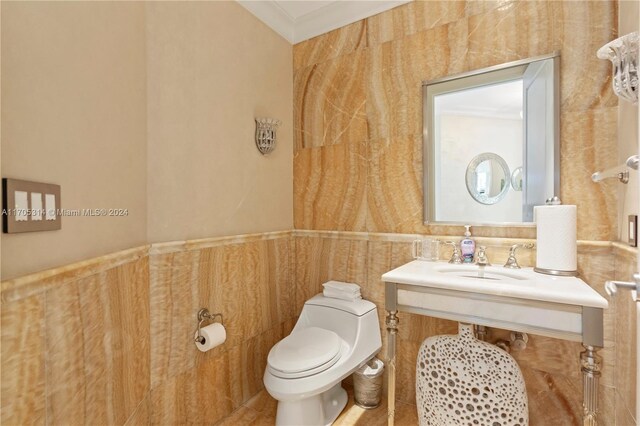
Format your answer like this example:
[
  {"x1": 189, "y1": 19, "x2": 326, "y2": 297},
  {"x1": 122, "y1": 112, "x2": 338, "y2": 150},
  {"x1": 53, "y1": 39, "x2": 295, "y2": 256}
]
[{"x1": 434, "y1": 264, "x2": 529, "y2": 281}]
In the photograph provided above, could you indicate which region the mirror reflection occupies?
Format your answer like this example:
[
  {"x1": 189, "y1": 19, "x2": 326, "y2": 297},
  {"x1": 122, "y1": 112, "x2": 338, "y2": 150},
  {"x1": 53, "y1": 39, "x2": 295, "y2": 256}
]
[
  {"x1": 465, "y1": 153, "x2": 510, "y2": 205},
  {"x1": 511, "y1": 167, "x2": 523, "y2": 192},
  {"x1": 423, "y1": 53, "x2": 559, "y2": 225}
]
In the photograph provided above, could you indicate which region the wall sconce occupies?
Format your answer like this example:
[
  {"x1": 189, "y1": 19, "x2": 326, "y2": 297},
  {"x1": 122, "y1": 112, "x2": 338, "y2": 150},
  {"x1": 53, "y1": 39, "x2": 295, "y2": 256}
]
[
  {"x1": 255, "y1": 118, "x2": 281, "y2": 155},
  {"x1": 597, "y1": 31, "x2": 638, "y2": 105}
]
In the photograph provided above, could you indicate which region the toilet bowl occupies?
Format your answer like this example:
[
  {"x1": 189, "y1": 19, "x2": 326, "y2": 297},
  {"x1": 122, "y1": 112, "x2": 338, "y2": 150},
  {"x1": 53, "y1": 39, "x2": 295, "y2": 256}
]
[{"x1": 263, "y1": 294, "x2": 382, "y2": 426}]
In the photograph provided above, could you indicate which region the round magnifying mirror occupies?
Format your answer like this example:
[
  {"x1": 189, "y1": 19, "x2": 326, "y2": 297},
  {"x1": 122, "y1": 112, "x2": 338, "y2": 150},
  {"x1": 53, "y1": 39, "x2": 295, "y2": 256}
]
[
  {"x1": 511, "y1": 166, "x2": 523, "y2": 192},
  {"x1": 465, "y1": 153, "x2": 510, "y2": 205}
]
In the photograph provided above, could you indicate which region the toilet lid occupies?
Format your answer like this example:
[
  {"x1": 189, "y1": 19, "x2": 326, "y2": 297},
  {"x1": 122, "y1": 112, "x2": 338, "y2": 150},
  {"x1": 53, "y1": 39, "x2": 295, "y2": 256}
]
[{"x1": 268, "y1": 327, "x2": 342, "y2": 375}]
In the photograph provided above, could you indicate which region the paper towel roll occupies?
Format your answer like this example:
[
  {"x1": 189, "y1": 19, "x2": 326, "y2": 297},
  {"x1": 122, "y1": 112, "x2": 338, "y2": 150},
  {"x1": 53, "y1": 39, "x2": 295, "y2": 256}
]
[
  {"x1": 534, "y1": 204, "x2": 577, "y2": 274},
  {"x1": 194, "y1": 323, "x2": 226, "y2": 352}
]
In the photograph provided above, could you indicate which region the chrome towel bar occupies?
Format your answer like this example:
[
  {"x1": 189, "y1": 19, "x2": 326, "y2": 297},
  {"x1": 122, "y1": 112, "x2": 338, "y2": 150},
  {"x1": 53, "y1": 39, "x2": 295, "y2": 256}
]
[{"x1": 592, "y1": 155, "x2": 639, "y2": 184}]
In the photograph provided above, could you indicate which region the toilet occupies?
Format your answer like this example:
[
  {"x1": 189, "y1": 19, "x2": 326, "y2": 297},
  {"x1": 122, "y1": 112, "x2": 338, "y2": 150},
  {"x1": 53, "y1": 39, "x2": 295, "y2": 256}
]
[{"x1": 263, "y1": 294, "x2": 382, "y2": 426}]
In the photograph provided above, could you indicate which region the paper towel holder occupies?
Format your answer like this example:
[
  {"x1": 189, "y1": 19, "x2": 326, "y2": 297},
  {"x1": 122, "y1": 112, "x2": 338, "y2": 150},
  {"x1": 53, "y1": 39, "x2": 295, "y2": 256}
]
[
  {"x1": 194, "y1": 308, "x2": 224, "y2": 345},
  {"x1": 533, "y1": 267, "x2": 578, "y2": 277},
  {"x1": 533, "y1": 196, "x2": 579, "y2": 277}
]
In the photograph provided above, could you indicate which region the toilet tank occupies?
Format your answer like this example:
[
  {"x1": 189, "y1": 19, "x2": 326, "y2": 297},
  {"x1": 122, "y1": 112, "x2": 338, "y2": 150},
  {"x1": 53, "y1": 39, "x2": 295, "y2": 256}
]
[{"x1": 293, "y1": 294, "x2": 380, "y2": 349}]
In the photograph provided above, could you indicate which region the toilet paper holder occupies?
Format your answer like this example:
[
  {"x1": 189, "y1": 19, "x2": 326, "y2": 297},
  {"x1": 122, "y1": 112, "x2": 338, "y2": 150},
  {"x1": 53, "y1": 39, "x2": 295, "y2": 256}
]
[{"x1": 194, "y1": 308, "x2": 224, "y2": 345}]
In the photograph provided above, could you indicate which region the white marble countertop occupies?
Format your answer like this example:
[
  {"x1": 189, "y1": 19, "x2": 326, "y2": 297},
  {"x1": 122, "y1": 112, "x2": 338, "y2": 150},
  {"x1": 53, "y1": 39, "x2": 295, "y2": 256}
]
[{"x1": 382, "y1": 260, "x2": 609, "y2": 309}]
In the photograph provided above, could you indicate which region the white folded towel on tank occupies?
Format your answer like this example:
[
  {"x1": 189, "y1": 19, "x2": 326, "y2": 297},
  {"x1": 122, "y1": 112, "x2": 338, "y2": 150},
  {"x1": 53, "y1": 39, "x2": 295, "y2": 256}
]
[
  {"x1": 322, "y1": 281, "x2": 362, "y2": 301},
  {"x1": 322, "y1": 281, "x2": 361, "y2": 294},
  {"x1": 323, "y1": 288, "x2": 362, "y2": 302}
]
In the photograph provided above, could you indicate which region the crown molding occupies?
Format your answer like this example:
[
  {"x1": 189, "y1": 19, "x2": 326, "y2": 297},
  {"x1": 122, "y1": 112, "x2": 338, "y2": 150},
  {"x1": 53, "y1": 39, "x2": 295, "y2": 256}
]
[
  {"x1": 237, "y1": 0, "x2": 410, "y2": 44},
  {"x1": 237, "y1": 1, "x2": 296, "y2": 43},
  {"x1": 293, "y1": 1, "x2": 409, "y2": 43}
]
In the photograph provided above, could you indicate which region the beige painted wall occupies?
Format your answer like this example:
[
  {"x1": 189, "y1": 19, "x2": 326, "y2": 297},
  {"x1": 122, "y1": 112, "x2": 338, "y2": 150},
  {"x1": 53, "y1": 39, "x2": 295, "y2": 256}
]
[
  {"x1": 1, "y1": 2, "x2": 148, "y2": 279},
  {"x1": 2, "y1": 1, "x2": 293, "y2": 279},
  {"x1": 146, "y1": 1, "x2": 293, "y2": 243},
  {"x1": 618, "y1": 0, "x2": 639, "y2": 243}
]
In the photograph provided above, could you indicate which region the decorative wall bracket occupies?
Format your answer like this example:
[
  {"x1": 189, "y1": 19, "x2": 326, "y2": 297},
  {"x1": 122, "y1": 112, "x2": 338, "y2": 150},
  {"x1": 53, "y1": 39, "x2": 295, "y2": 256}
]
[
  {"x1": 597, "y1": 32, "x2": 639, "y2": 105},
  {"x1": 255, "y1": 117, "x2": 281, "y2": 155}
]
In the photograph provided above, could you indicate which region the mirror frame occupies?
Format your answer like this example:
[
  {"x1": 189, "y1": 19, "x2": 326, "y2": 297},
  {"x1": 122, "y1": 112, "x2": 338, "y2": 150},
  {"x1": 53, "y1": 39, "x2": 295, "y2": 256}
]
[
  {"x1": 465, "y1": 153, "x2": 511, "y2": 205},
  {"x1": 422, "y1": 52, "x2": 560, "y2": 226}
]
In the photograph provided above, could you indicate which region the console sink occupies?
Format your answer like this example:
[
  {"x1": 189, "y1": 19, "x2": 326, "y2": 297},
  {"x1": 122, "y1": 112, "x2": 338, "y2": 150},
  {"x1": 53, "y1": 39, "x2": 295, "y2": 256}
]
[
  {"x1": 382, "y1": 260, "x2": 607, "y2": 308},
  {"x1": 382, "y1": 260, "x2": 609, "y2": 426}
]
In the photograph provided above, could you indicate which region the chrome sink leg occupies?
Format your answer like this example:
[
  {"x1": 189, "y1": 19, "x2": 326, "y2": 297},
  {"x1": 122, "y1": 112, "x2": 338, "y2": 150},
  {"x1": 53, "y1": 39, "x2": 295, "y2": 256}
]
[
  {"x1": 581, "y1": 345, "x2": 602, "y2": 426},
  {"x1": 386, "y1": 310, "x2": 399, "y2": 426}
]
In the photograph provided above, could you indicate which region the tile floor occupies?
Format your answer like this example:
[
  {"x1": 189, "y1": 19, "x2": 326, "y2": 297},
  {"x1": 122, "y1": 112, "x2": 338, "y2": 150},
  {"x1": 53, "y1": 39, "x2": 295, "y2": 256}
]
[{"x1": 216, "y1": 385, "x2": 418, "y2": 425}]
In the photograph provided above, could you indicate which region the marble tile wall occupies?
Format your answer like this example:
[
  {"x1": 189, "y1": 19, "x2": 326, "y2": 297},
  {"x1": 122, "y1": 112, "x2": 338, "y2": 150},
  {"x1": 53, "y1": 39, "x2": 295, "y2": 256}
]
[
  {"x1": 293, "y1": 0, "x2": 619, "y2": 241},
  {"x1": 612, "y1": 244, "x2": 637, "y2": 425},
  {"x1": 1, "y1": 230, "x2": 634, "y2": 425},
  {"x1": 147, "y1": 234, "x2": 295, "y2": 425},
  {"x1": 0, "y1": 232, "x2": 295, "y2": 426},
  {"x1": 1, "y1": 247, "x2": 150, "y2": 425},
  {"x1": 294, "y1": 230, "x2": 625, "y2": 425}
]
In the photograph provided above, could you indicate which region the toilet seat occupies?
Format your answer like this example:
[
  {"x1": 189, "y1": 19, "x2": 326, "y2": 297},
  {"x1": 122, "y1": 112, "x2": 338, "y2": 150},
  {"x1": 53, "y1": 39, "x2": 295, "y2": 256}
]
[{"x1": 267, "y1": 327, "x2": 342, "y2": 379}]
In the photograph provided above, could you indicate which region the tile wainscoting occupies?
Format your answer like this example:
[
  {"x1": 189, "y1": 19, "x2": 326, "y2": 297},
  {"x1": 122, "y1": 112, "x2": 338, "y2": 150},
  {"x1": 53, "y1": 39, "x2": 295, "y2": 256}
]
[
  {"x1": 147, "y1": 233, "x2": 295, "y2": 424},
  {"x1": 1, "y1": 246, "x2": 151, "y2": 425},
  {"x1": 612, "y1": 243, "x2": 637, "y2": 424},
  {"x1": 1, "y1": 230, "x2": 636, "y2": 425},
  {"x1": 1, "y1": 231, "x2": 295, "y2": 426},
  {"x1": 294, "y1": 231, "x2": 634, "y2": 425}
]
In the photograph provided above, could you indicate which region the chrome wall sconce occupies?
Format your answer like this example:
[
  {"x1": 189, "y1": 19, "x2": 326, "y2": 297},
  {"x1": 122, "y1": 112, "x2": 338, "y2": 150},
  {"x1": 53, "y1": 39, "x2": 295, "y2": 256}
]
[{"x1": 255, "y1": 117, "x2": 281, "y2": 155}]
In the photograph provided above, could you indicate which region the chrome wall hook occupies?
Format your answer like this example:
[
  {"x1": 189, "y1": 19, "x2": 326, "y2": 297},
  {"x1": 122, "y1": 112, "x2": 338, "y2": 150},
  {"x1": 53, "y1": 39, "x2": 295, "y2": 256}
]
[{"x1": 194, "y1": 308, "x2": 223, "y2": 345}]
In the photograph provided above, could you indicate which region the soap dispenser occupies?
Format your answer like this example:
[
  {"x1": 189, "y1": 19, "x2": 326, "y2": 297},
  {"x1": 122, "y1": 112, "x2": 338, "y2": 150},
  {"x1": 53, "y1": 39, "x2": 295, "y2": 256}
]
[{"x1": 460, "y1": 225, "x2": 475, "y2": 263}]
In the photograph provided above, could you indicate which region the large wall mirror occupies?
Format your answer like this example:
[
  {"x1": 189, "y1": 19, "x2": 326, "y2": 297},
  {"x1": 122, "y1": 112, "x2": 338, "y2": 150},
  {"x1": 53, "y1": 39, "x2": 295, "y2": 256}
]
[{"x1": 423, "y1": 53, "x2": 560, "y2": 225}]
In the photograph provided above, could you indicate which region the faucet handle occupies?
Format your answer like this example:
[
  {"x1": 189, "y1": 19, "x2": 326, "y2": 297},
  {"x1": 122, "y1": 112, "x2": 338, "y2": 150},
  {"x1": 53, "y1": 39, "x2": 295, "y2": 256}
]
[
  {"x1": 475, "y1": 246, "x2": 490, "y2": 266},
  {"x1": 504, "y1": 243, "x2": 535, "y2": 269},
  {"x1": 443, "y1": 241, "x2": 463, "y2": 264}
]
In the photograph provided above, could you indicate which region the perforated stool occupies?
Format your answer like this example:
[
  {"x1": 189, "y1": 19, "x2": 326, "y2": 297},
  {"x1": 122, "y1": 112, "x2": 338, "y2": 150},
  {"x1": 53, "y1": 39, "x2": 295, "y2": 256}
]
[{"x1": 416, "y1": 323, "x2": 528, "y2": 426}]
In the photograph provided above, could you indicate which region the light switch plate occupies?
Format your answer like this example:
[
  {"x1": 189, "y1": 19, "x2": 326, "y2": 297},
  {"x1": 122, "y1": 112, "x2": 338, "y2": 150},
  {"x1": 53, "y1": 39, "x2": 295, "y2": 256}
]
[
  {"x1": 2, "y1": 178, "x2": 61, "y2": 233},
  {"x1": 629, "y1": 215, "x2": 637, "y2": 247},
  {"x1": 31, "y1": 192, "x2": 43, "y2": 221}
]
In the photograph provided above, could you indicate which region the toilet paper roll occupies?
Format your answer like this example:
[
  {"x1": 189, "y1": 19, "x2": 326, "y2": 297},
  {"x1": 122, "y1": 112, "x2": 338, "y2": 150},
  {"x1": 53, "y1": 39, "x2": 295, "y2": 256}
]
[
  {"x1": 194, "y1": 323, "x2": 226, "y2": 352},
  {"x1": 534, "y1": 204, "x2": 577, "y2": 274}
]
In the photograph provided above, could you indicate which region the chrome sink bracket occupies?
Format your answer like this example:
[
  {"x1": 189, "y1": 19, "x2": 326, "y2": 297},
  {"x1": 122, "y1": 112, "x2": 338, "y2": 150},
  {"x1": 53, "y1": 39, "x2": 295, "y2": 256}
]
[
  {"x1": 385, "y1": 281, "x2": 399, "y2": 426},
  {"x1": 474, "y1": 324, "x2": 488, "y2": 341},
  {"x1": 581, "y1": 307, "x2": 604, "y2": 426}
]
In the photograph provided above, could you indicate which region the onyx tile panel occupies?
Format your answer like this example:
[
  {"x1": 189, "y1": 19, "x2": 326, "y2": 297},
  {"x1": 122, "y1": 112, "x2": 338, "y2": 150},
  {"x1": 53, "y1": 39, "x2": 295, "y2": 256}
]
[{"x1": 1, "y1": 294, "x2": 46, "y2": 425}]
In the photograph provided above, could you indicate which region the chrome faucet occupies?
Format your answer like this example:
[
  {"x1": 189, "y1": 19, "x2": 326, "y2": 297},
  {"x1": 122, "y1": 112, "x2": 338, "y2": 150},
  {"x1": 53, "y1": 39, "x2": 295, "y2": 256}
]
[
  {"x1": 503, "y1": 243, "x2": 535, "y2": 269},
  {"x1": 475, "y1": 246, "x2": 490, "y2": 266},
  {"x1": 443, "y1": 241, "x2": 463, "y2": 264}
]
